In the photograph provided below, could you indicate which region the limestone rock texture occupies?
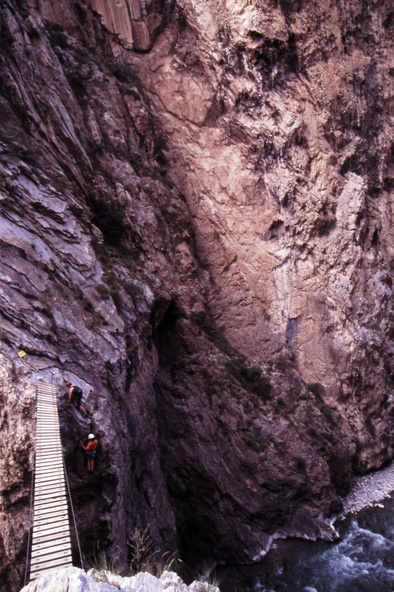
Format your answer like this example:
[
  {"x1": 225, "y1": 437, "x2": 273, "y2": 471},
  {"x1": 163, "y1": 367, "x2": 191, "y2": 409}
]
[
  {"x1": 20, "y1": 567, "x2": 218, "y2": 592},
  {"x1": 0, "y1": 0, "x2": 393, "y2": 590}
]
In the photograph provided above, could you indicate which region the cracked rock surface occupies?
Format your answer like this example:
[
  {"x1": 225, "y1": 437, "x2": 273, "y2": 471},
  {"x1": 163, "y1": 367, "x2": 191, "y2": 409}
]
[
  {"x1": 20, "y1": 567, "x2": 216, "y2": 592},
  {"x1": 0, "y1": 0, "x2": 393, "y2": 590}
]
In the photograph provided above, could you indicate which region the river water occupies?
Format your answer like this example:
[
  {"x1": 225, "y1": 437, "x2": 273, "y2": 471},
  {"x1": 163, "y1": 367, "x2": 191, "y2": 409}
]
[{"x1": 218, "y1": 494, "x2": 394, "y2": 592}]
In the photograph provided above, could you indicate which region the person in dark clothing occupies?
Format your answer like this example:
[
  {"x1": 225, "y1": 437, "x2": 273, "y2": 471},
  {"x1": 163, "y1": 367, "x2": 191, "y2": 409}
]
[{"x1": 66, "y1": 381, "x2": 88, "y2": 417}]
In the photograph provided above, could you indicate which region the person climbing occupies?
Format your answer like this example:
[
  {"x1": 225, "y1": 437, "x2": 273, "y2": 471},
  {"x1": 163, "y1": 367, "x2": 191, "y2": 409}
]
[
  {"x1": 82, "y1": 433, "x2": 98, "y2": 472},
  {"x1": 66, "y1": 381, "x2": 88, "y2": 417}
]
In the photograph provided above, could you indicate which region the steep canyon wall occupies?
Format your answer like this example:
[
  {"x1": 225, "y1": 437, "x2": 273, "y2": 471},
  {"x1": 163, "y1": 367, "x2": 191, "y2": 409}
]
[{"x1": 0, "y1": 0, "x2": 393, "y2": 589}]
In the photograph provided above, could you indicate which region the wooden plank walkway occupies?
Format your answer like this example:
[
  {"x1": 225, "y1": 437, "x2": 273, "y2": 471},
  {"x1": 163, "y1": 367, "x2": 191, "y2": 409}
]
[{"x1": 30, "y1": 383, "x2": 73, "y2": 580}]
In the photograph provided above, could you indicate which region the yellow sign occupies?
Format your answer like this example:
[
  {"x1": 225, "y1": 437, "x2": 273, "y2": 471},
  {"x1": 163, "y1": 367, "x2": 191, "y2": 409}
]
[{"x1": 18, "y1": 350, "x2": 27, "y2": 358}]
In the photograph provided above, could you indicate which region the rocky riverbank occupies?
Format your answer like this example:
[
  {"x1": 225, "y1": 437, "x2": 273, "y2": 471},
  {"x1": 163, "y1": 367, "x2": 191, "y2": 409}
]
[{"x1": 340, "y1": 460, "x2": 394, "y2": 517}]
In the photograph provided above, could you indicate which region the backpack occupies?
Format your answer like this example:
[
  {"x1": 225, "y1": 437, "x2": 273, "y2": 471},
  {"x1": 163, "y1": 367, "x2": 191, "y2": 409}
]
[{"x1": 72, "y1": 386, "x2": 83, "y2": 402}]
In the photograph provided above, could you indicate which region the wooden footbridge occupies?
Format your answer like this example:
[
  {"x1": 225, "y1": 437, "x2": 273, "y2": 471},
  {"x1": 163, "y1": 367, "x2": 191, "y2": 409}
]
[{"x1": 28, "y1": 383, "x2": 74, "y2": 581}]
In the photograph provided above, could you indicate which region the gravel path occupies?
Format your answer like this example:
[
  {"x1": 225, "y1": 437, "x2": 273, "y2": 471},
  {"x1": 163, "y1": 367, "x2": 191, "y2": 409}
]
[{"x1": 339, "y1": 460, "x2": 394, "y2": 516}]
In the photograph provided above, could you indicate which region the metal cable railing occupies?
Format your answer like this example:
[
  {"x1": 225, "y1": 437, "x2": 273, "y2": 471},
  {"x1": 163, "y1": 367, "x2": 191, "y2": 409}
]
[{"x1": 63, "y1": 460, "x2": 84, "y2": 570}]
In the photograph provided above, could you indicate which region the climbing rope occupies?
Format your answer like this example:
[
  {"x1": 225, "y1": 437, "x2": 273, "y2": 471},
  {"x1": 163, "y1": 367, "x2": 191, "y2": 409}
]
[{"x1": 63, "y1": 460, "x2": 84, "y2": 570}]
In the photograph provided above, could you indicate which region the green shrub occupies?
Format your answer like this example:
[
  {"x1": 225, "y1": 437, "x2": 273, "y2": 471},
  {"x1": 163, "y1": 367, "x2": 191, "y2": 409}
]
[
  {"x1": 307, "y1": 427, "x2": 325, "y2": 440},
  {"x1": 319, "y1": 404, "x2": 336, "y2": 423},
  {"x1": 124, "y1": 283, "x2": 143, "y2": 299},
  {"x1": 243, "y1": 430, "x2": 269, "y2": 452},
  {"x1": 83, "y1": 299, "x2": 94, "y2": 313},
  {"x1": 128, "y1": 525, "x2": 176, "y2": 577},
  {"x1": 96, "y1": 284, "x2": 110, "y2": 299},
  {"x1": 226, "y1": 358, "x2": 271, "y2": 401},
  {"x1": 190, "y1": 311, "x2": 236, "y2": 357}
]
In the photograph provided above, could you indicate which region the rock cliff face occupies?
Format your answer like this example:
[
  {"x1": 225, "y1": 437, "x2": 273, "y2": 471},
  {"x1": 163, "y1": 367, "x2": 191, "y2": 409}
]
[{"x1": 0, "y1": 0, "x2": 393, "y2": 590}]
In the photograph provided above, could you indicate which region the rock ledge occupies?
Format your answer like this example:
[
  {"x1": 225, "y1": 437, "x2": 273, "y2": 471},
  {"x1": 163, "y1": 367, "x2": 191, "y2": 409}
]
[{"x1": 20, "y1": 567, "x2": 219, "y2": 592}]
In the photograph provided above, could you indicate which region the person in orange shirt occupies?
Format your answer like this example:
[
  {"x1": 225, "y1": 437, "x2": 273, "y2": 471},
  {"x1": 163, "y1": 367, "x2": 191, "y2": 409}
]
[{"x1": 82, "y1": 433, "x2": 98, "y2": 472}]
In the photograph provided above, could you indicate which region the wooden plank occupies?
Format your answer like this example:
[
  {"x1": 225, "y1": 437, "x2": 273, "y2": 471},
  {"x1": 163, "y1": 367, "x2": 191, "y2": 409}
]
[
  {"x1": 32, "y1": 529, "x2": 70, "y2": 545},
  {"x1": 35, "y1": 464, "x2": 64, "y2": 473},
  {"x1": 36, "y1": 456, "x2": 63, "y2": 463},
  {"x1": 34, "y1": 485, "x2": 66, "y2": 496},
  {"x1": 36, "y1": 433, "x2": 61, "y2": 437},
  {"x1": 30, "y1": 555, "x2": 73, "y2": 574},
  {"x1": 32, "y1": 536, "x2": 71, "y2": 553},
  {"x1": 36, "y1": 433, "x2": 61, "y2": 438},
  {"x1": 36, "y1": 454, "x2": 63, "y2": 461},
  {"x1": 34, "y1": 484, "x2": 66, "y2": 494},
  {"x1": 35, "y1": 457, "x2": 63, "y2": 465},
  {"x1": 36, "y1": 405, "x2": 57, "y2": 408},
  {"x1": 34, "y1": 495, "x2": 68, "y2": 507},
  {"x1": 33, "y1": 499, "x2": 68, "y2": 512},
  {"x1": 35, "y1": 460, "x2": 64, "y2": 469},
  {"x1": 32, "y1": 537, "x2": 71, "y2": 554},
  {"x1": 34, "y1": 469, "x2": 64, "y2": 479},
  {"x1": 35, "y1": 470, "x2": 64, "y2": 480},
  {"x1": 34, "y1": 490, "x2": 67, "y2": 502},
  {"x1": 34, "y1": 513, "x2": 69, "y2": 528},
  {"x1": 31, "y1": 552, "x2": 72, "y2": 566},
  {"x1": 34, "y1": 479, "x2": 65, "y2": 490},
  {"x1": 36, "y1": 449, "x2": 62, "y2": 454},
  {"x1": 32, "y1": 519, "x2": 70, "y2": 537},
  {"x1": 34, "y1": 511, "x2": 69, "y2": 526},
  {"x1": 33, "y1": 489, "x2": 67, "y2": 500},
  {"x1": 36, "y1": 419, "x2": 59, "y2": 423},
  {"x1": 34, "y1": 506, "x2": 69, "y2": 520},
  {"x1": 35, "y1": 472, "x2": 64, "y2": 481},
  {"x1": 31, "y1": 529, "x2": 71, "y2": 545},
  {"x1": 35, "y1": 467, "x2": 64, "y2": 476},
  {"x1": 34, "y1": 498, "x2": 68, "y2": 511},
  {"x1": 31, "y1": 541, "x2": 71, "y2": 559},
  {"x1": 37, "y1": 389, "x2": 57, "y2": 394},
  {"x1": 36, "y1": 402, "x2": 57, "y2": 407},
  {"x1": 32, "y1": 540, "x2": 71, "y2": 558},
  {"x1": 31, "y1": 555, "x2": 73, "y2": 571},
  {"x1": 33, "y1": 512, "x2": 69, "y2": 531},
  {"x1": 34, "y1": 487, "x2": 67, "y2": 499},
  {"x1": 34, "y1": 499, "x2": 68, "y2": 511},
  {"x1": 36, "y1": 422, "x2": 60, "y2": 425}
]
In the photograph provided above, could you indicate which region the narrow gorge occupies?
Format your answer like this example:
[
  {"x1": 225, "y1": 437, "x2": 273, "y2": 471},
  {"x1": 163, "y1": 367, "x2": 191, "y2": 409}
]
[{"x1": 0, "y1": 0, "x2": 393, "y2": 589}]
